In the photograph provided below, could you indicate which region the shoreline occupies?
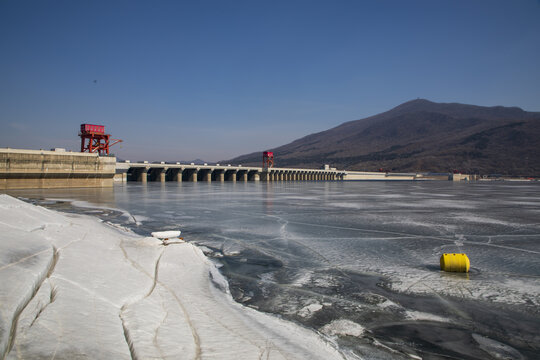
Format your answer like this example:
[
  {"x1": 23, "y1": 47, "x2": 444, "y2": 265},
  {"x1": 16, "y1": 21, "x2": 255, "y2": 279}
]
[{"x1": 0, "y1": 194, "x2": 346, "y2": 359}]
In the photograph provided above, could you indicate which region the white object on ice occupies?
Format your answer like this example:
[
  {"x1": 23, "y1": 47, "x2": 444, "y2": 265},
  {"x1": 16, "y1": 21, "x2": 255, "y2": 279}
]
[
  {"x1": 321, "y1": 319, "x2": 366, "y2": 338},
  {"x1": 151, "y1": 230, "x2": 181, "y2": 239}
]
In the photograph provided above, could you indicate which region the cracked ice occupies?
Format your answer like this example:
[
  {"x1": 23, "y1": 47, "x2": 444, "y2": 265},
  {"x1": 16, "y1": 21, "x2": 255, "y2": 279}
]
[{"x1": 0, "y1": 195, "x2": 344, "y2": 359}]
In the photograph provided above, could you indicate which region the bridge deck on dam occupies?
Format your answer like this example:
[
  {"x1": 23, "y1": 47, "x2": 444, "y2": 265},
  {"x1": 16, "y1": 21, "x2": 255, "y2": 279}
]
[{"x1": 115, "y1": 162, "x2": 347, "y2": 182}]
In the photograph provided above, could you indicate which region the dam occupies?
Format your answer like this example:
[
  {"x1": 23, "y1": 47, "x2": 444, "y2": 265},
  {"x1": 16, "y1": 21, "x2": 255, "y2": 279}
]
[
  {"x1": 115, "y1": 162, "x2": 426, "y2": 182},
  {"x1": 1, "y1": 147, "x2": 460, "y2": 190},
  {"x1": 0, "y1": 148, "x2": 116, "y2": 190},
  {"x1": 115, "y1": 161, "x2": 348, "y2": 183}
]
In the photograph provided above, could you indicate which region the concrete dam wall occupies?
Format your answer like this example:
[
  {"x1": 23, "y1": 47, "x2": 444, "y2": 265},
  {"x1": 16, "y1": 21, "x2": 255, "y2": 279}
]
[
  {"x1": 1, "y1": 148, "x2": 473, "y2": 190},
  {"x1": 0, "y1": 148, "x2": 116, "y2": 190}
]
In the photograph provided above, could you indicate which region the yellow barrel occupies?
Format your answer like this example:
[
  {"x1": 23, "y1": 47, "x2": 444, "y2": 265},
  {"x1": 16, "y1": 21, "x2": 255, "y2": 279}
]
[{"x1": 440, "y1": 253, "x2": 470, "y2": 273}]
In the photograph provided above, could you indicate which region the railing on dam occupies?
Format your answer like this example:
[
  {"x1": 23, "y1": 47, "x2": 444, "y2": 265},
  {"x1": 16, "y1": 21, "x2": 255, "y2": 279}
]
[{"x1": 115, "y1": 161, "x2": 347, "y2": 183}]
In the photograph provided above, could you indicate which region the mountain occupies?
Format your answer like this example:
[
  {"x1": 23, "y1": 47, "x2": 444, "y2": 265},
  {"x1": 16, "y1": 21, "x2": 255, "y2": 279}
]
[{"x1": 227, "y1": 99, "x2": 540, "y2": 176}]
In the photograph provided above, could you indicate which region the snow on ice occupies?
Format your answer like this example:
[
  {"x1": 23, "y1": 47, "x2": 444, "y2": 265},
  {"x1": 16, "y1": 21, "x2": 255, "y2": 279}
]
[{"x1": 0, "y1": 195, "x2": 345, "y2": 359}]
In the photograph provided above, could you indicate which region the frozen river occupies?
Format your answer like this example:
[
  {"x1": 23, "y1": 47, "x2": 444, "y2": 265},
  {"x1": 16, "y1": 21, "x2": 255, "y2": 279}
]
[{"x1": 8, "y1": 181, "x2": 540, "y2": 359}]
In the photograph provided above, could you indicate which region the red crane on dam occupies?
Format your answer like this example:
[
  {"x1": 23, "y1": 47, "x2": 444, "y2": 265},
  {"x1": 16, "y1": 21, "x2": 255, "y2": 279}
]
[
  {"x1": 79, "y1": 124, "x2": 122, "y2": 156},
  {"x1": 263, "y1": 151, "x2": 274, "y2": 169}
]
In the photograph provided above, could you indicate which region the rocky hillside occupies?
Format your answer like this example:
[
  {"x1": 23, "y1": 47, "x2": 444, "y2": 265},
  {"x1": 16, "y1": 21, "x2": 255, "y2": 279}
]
[{"x1": 227, "y1": 99, "x2": 540, "y2": 176}]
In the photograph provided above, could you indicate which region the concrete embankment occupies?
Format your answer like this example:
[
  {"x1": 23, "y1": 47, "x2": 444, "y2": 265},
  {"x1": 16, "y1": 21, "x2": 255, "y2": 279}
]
[{"x1": 0, "y1": 148, "x2": 116, "y2": 190}]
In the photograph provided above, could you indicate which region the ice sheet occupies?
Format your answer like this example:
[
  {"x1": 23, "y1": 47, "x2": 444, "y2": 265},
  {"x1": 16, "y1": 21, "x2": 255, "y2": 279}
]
[
  {"x1": 5, "y1": 181, "x2": 540, "y2": 359},
  {"x1": 0, "y1": 195, "x2": 345, "y2": 359}
]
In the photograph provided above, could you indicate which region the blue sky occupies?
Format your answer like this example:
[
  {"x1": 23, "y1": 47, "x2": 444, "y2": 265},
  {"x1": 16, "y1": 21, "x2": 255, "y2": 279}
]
[{"x1": 1, "y1": 0, "x2": 539, "y2": 162}]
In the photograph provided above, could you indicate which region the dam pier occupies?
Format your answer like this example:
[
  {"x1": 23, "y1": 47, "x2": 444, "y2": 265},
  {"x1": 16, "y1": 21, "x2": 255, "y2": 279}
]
[{"x1": 115, "y1": 161, "x2": 347, "y2": 183}]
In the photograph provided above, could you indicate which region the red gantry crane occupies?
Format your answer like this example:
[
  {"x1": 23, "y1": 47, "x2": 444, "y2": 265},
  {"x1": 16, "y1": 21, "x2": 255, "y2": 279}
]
[
  {"x1": 79, "y1": 124, "x2": 122, "y2": 155},
  {"x1": 262, "y1": 151, "x2": 274, "y2": 169}
]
